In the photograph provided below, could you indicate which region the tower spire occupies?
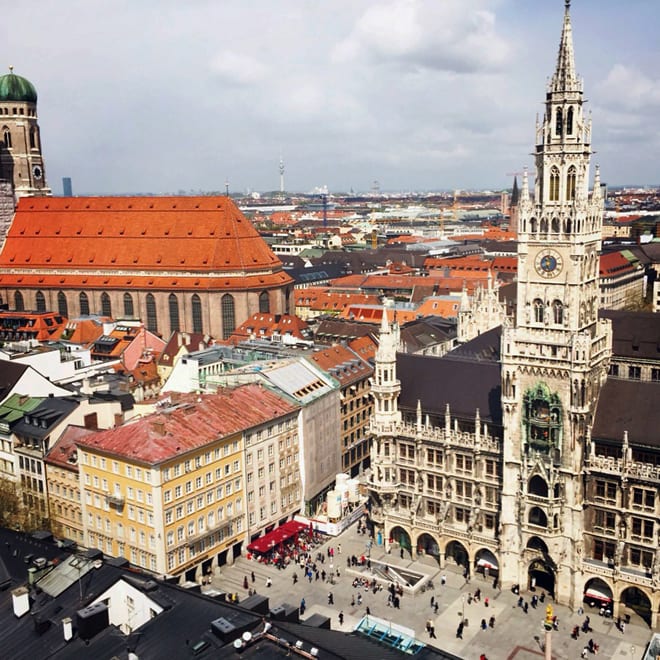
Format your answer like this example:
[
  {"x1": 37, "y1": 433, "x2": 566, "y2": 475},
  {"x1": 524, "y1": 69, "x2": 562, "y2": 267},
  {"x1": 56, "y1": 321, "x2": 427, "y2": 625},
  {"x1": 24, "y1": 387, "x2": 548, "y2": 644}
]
[{"x1": 551, "y1": 0, "x2": 579, "y2": 94}]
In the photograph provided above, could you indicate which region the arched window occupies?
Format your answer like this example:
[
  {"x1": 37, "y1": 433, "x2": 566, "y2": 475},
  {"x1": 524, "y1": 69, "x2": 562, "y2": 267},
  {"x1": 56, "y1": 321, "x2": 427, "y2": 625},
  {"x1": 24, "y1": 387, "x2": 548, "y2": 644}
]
[
  {"x1": 101, "y1": 292, "x2": 112, "y2": 317},
  {"x1": 123, "y1": 293, "x2": 134, "y2": 317},
  {"x1": 533, "y1": 299, "x2": 544, "y2": 324},
  {"x1": 191, "y1": 294, "x2": 203, "y2": 333},
  {"x1": 549, "y1": 167, "x2": 560, "y2": 201},
  {"x1": 259, "y1": 291, "x2": 270, "y2": 314},
  {"x1": 566, "y1": 106, "x2": 574, "y2": 135},
  {"x1": 540, "y1": 218, "x2": 548, "y2": 233},
  {"x1": 146, "y1": 294, "x2": 158, "y2": 333},
  {"x1": 29, "y1": 127, "x2": 36, "y2": 149},
  {"x1": 57, "y1": 291, "x2": 68, "y2": 317},
  {"x1": 35, "y1": 291, "x2": 46, "y2": 313},
  {"x1": 528, "y1": 476, "x2": 549, "y2": 498},
  {"x1": 530, "y1": 217, "x2": 538, "y2": 234},
  {"x1": 2, "y1": 127, "x2": 11, "y2": 148},
  {"x1": 529, "y1": 507, "x2": 548, "y2": 528},
  {"x1": 566, "y1": 166, "x2": 576, "y2": 201},
  {"x1": 551, "y1": 217, "x2": 560, "y2": 233},
  {"x1": 221, "y1": 294, "x2": 235, "y2": 340},
  {"x1": 168, "y1": 293, "x2": 180, "y2": 332},
  {"x1": 79, "y1": 292, "x2": 90, "y2": 316},
  {"x1": 555, "y1": 107, "x2": 563, "y2": 136},
  {"x1": 552, "y1": 300, "x2": 564, "y2": 325},
  {"x1": 14, "y1": 290, "x2": 24, "y2": 311}
]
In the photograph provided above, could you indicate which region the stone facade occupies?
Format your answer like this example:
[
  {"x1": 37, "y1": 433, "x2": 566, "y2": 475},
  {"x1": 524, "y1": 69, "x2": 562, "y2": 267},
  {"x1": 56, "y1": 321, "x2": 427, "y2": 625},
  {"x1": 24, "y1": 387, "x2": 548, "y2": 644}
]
[{"x1": 368, "y1": 3, "x2": 660, "y2": 629}]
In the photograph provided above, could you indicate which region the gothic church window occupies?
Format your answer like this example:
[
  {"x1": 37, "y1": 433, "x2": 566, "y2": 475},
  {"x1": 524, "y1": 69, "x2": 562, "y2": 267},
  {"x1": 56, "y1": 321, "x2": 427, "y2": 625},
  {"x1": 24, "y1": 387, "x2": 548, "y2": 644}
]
[
  {"x1": 567, "y1": 166, "x2": 576, "y2": 200},
  {"x1": 533, "y1": 299, "x2": 544, "y2": 323},
  {"x1": 101, "y1": 292, "x2": 112, "y2": 317},
  {"x1": 259, "y1": 291, "x2": 270, "y2": 314},
  {"x1": 35, "y1": 291, "x2": 46, "y2": 313},
  {"x1": 191, "y1": 294, "x2": 203, "y2": 333},
  {"x1": 146, "y1": 294, "x2": 158, "y2": 332},
  {"x1": 221, "y1": 294, "x2": 235, "y2": 340},
  {"x1": 29, "y1": 127, "x2": 37, "y2": 149},
  {"x1": 57, "y1": 291, "x2": 68, "y2": 317},
  {"x1": 168, "y1": 293, "x2": 180, "y2": 332},
  {"x1": 555, "y1": 108, "x2": 563, "y2": 136},
  {"x1": 79, "y1": 292, "x2": 90, "y2": 316},
  {"x1": 123, "y1": 293, "x2": 134, "y2": 317},
  {"x1": 552, "y1": 300, "x2": 564, "y2": 325},
  {"x1": 549, "y1": 167, "x2": 560, "y2": 201},
  {"x1": 528, "y1": 507, "x2": 548, "y2": 527},
  {"x1": 14, "y1": 291, "x2": 24, "y2": 311},
  {"x1": 566, "y1": 106, "x2": 574, "y2": 135},
  {"x1": 2, "y1": 127, "x2": 10, "y2": 148},
  {"x1": 551, "y1": 217, "x2": 560, "y2": 233}
]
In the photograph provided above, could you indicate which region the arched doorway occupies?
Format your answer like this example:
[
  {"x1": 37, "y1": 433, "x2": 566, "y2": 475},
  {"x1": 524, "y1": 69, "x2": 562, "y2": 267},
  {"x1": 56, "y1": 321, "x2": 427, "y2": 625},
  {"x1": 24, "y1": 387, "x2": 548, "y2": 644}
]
[
  {"x1": 474, "y1": 548, "x2": 499, "y2": 580},
  {"x1": 445, "y1": 540, "x2": 469, "y2": 570},
  {"x1": 416, "y1": 533, "x2": 440, "y2": 563},
  {"x1": 620, "y1": 586, "x2": 652, "y2": 627},
  {"x1": 528, "y1": 558, "x2": 555, "y2": 597},
  {"x1": 389, "y1": 526, "x2": 412, "y2": 558},
  {"x1": 583, "y1": 577, "x2": 613, "y2": 611}
]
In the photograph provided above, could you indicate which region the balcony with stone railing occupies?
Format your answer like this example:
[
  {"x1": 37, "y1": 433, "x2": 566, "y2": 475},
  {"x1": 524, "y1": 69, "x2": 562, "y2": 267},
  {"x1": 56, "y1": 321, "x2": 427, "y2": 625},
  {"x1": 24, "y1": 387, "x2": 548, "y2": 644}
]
[{"x1": 587, "y1": 455, "x2": 660, "y2": 483}]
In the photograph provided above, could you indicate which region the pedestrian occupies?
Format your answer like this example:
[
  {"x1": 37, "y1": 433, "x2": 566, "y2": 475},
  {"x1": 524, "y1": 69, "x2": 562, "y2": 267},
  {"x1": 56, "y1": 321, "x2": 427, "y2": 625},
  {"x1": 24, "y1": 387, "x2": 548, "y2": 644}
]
[
  {"x1": 540, "y1": 592, "x2": 545, "y2": 603},
  {"x1": 434, "y1": 602, "x2": 439, "y2": 614},
  {"x1": 489, "y1": 616, "x2": 495, "y2": 628},
  {"x1": 338, "y1": 544, "x2": 342, "y2": 554},
  {"x1": 523, "y1": 601, "x2": 528, "y2": 613},
  {"x1": 426, "y1": 619, "x2": 431, "y2": 633},
  {"x1": 328, "y1": 592, "x2": 334, "y2": 605},
  {"x1": 481, "y1": 618, "x2": 487, "y2": 630},
  {"x1": 430, "y1": 595, "x2": 435, "y2": 607},
  {"x1": 351, "y1": 595, "x2": 355, "y2": 607},
  {"x1": 517, "y1": 595, "x2": 523, "y2": 608},
  {"x1": 429, "y1": 624, "x2": 436, "y2": 639},
  {"x1": 357, "y1": 593, "x2": 362, "y2": 606},
  {"x1": 581, "y1": 647, "x2": 588, "y2": 658},
  {"x1": 484, "y1": 597, "x2": 489, "y2": 607},
  {"x1": 251, "y1": 571, "x2": 255, "y2": 583},
  {"x1": 243, "y1": 576, "x2": 248, "y2": 590},
  {"x1": 293, "y1": 573, "x2": 298, "y2": 584},
  {"x1": 300, "y1": 598, "x2": 306, "y2": 615},
  {"x1": 321, "y1": 570, "x2": 326, "y2": 582},
  {"x1": 621, "y1": 621, "x2": 625, "y2": 634},
  {"x1": 456, "y1": 622, "x2": 464, "y2": 639},
  {"x1": 400, "y1": 548, "x2": 404, "y2": 559},
  {"x1": 266, "y1": 577, "x2": 272, "y2": 588},
  {"x1": 339, "y1": 611, "x2": 344, "y2": 626},
  {"x1": 441, "y1": 574, "x2": 446, "y2": 586},
  {"x1": 366, "y1": 606, "x2": 371, "y2": 615}
]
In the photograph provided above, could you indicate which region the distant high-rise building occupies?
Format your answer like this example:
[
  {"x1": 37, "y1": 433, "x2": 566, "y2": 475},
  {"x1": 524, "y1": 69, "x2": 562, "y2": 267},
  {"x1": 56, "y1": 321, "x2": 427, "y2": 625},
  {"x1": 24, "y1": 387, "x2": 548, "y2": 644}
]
[
  {"x1": 0, "y1": 67, "x2": 51, "y2": 198},
  {"x1": 62, "y1": 177, "x2": 72, "y2": 196}
]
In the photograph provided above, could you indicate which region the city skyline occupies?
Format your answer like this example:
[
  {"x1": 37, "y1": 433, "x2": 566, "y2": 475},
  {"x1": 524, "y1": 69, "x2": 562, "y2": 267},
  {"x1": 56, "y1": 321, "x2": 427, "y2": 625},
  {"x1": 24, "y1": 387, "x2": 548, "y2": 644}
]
[{"x1": 5, "y1": 0, "x2": 659, "y2": 195}]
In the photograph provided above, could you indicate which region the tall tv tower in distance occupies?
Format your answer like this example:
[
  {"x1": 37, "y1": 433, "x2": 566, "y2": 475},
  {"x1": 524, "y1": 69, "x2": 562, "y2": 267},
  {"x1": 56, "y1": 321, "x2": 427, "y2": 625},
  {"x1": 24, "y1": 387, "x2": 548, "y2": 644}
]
[{"x1": 279, "y1": 154, "x2": 285, "y2": 196}]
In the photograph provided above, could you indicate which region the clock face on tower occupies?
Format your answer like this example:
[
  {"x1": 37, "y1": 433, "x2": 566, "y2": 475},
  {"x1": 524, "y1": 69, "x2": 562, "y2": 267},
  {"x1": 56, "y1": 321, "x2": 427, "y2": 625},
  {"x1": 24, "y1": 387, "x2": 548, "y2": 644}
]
[
  {"x1": 32, "y1": 165, "x2": 43, "y2": 180},
  {"x1": 535, "y1": 249, "x2": 563, "y2": 278}
]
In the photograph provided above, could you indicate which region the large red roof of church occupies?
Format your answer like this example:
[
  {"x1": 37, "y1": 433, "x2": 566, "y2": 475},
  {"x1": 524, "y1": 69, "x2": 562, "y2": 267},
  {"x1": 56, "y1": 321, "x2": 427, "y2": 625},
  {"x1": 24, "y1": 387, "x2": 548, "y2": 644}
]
[{"x1": 0, "y1": 196, "x2": 292, "y2": 291}]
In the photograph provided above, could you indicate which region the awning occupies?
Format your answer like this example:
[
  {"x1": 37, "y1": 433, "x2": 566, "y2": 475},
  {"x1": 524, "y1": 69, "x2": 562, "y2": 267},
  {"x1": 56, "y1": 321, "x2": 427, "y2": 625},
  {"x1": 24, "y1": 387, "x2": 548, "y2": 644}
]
[
  {"x1": 584, "y1": 588, "x2": 612, "y2": 603},
  {"x1": 477, "y1": 558, "x2": 498, "y2": 570},
  {"x1": 476, "y1": 550, "x2": 499, "y2": 571},
  {"x1": 246, "y1": 520, "x2": 308, "y2": 554}
]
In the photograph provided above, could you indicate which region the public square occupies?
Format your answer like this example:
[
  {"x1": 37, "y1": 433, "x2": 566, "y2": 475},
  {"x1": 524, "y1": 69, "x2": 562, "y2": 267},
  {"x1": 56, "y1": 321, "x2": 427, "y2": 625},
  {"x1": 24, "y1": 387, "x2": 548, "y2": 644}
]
[{"x1": 210, "y1": 521, "x2": 651, "y2": 659}]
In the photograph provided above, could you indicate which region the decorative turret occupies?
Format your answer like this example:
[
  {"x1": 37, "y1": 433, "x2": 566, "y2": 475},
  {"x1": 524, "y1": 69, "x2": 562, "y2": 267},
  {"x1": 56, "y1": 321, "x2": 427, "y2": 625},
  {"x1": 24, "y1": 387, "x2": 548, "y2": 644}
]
[{"x1": 372, "y1": 307, "x2": 401, "y2": 426}]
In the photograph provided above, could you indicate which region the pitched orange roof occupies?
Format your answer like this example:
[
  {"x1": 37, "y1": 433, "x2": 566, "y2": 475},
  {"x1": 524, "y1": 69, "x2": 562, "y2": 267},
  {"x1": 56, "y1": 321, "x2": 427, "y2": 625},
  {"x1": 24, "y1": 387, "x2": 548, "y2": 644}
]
[
  {"x1": 0, "y1": 310, "x2": 67, "y2": 341},
  {"x1": 63, "y1": 318, "x2": 106, "y2": 345},
  {"x1": 348, "y1": 334, "x2": 377, "y2": 362},
  {"x1": 226, "y1": 312, "x2": 310, "y2": 344},
  {"x1": 600, "y1": 251, "x2": 637, "y2": 276},
  {"x1": 308, "y1": 344, "x2": 372, "y2": 386},
  {"x1": 0, "y1": 196, "x2": 292, "y2": 291}
]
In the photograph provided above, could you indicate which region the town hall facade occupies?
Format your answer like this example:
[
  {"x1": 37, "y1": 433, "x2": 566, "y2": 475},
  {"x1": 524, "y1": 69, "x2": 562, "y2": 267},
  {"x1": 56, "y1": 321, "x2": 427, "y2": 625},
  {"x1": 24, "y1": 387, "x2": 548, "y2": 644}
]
[{"x1": 369, "y1": 1, "x2": 660, "y2": 628}]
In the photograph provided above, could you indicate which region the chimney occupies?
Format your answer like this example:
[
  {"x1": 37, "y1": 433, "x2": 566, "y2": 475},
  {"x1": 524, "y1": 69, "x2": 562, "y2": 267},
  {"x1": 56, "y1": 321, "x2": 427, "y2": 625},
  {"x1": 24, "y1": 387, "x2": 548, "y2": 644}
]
[
  {"x1": 152, "y1": 420, "x2": 166, "y2": 436},
  {"x1": 62, "y1": 617, "x2": 73, "y2": 642},
  {"x1": 12, "y1": 586, "x2": 30, "y2": 618}
]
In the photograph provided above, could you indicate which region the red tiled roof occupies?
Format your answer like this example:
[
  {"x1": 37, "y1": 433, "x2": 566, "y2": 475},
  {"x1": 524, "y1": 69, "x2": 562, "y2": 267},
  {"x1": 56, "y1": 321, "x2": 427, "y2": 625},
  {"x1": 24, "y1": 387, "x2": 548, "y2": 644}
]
[
  {"x1": 76, "y1": 384, "x2": 299, "y2": 464},
  {"x1": 348, "y1": 334, "x2": 378, "y2": 361},
  {"x1": 0, "y1": 196, "x2": 293, "y2": 291},
  {"x1": 308, "y1": 344, "x2": 372, "y2": 386},
  {"x1": 45, "y1": 425, "x2": 95, "y2": 470},
  {"x1": 226, "y1": 312, "x2": 309, "y2": 344},
  {"x1": 0, "y1": 310, "x2": 67, "y2": 341},
  {"x1": 600, "y1": 251, "x2": 637, "y2": 276}
]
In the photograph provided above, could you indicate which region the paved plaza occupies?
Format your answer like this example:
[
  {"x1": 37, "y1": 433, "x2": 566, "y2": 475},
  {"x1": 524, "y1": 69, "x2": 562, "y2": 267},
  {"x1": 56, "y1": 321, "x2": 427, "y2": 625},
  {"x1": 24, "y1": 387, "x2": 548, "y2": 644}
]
[{"x1": 209, "y1": 522, "x2": 651, "y2": 659}]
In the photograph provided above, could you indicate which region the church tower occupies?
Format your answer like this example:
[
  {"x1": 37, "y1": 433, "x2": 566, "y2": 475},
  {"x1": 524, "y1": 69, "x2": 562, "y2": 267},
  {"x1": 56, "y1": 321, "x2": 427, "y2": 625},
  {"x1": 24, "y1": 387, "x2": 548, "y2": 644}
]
[
  {"x1": 0, "y1": 67, "x2": 51, "y2": 199},
  {"x1": 499, "y1": 1, "x2": 612, "y2": 605}
]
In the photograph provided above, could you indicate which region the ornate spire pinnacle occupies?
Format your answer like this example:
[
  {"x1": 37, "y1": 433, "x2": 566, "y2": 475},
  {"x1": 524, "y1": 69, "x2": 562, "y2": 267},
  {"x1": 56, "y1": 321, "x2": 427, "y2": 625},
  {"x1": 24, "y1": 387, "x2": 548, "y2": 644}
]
[
  {"x1": 520, "y1": 168, "x2": 530, "y2": 203},
  {"x1": 551, "y1": 0, "x2": 580, "y2": 94}
]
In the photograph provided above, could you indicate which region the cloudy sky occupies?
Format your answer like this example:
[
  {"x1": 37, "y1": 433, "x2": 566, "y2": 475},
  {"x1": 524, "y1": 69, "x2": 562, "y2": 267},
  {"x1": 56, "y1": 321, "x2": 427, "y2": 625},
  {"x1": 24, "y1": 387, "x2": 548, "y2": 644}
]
[{"x1": 5, "y1": 0, "x2": 659, "y2": 195}]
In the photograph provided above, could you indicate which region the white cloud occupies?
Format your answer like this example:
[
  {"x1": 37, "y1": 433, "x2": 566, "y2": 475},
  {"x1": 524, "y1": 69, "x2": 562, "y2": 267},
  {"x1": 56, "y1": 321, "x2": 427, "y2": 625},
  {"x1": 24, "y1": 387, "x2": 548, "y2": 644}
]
[
  {"x1": 596, "y1": 64, "x2": 660, "y2": 112},
  {"x1": 209, "y1": 51, "x2": 268, "y2": 85}
]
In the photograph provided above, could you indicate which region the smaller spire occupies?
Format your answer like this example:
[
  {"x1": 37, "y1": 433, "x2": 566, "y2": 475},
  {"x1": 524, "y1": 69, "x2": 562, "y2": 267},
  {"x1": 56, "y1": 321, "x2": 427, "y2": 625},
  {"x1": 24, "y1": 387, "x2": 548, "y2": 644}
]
[{"x1": 510, "y1": 176, "x2": 519, "y2": 206}]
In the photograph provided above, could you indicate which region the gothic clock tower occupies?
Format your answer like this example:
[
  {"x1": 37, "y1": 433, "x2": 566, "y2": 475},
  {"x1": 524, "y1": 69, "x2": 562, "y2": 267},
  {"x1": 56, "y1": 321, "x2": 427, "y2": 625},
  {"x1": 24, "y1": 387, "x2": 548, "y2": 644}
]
[{"x1": 499, "y1": 1, "x2": 612, "y2": 605}]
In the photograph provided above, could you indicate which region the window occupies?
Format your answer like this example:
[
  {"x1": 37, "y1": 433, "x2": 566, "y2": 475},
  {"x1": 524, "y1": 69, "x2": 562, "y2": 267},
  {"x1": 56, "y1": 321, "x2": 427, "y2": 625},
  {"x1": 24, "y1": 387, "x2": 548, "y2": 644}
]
[
  {"x1": 552, "y1": 300, "x2": 564, "y2": 325},
  {"x1": 549, "y1": 166, "x2": 560, "y2": 202},
  {"x1": 101, "y1": 292, "x2": 112, "y2": 317},
  {"x1": 628, "y1": 366, "x2": 641, "y2": 380},
  {"x1": 594, "y1": 480, "x2": 617, "y2": 503},
  {"x1": 399, "y1": 469, "x2": 415, "y2": 486},
  {"x1": 594, "y1": 509, "x2": 616, "y2": 532},
  {"x1": 632, "y1": 488, "x2": 655, "y2": 510},
  {"x1": 566, "y1": 106, "x2": 574, "y2": 135},
  {"x1": 123, "y1": 293, "x2": 134, "y2": 317},
  {"x1": 534, "y1": 299, "x2": 544, "y2": 324},
  {"x1": 399, "y1": 443, "x2": 415, "y2": 461},
  {"x1": 54, "y1": 291, "x2": 68, "y2": 317},
  {"x1": 79, "y1": 292, "x2": 90, "y2": 316},
  {"x1": 191, "y1": 294, "x2": 203, "y2": 333},
  {"x1": 426, "y1": 474, "x2": 442, "y2": 493},
  {"x1": 221, "y1": 294, "x2": 235, "y2": 340},
  {"x1": 146, "y1": 294, "x2": 158, "y2": 332},
  {"x1": 555, "y1": 107, "x2": 563, "y2": 136},
  {"x1": 485, "y1": 459, "x2": 498, "y2": 477},
  {"x1": 455, "y1": 480, "x2": 472, "y2": 500},
  {"x1": 455, "y1": 455, "x2": 473, "y2": 472},
  {"x1": 168, "y1": 293, "x2": 180, "y2": 332},
  {"x1": 631, "y1": 517, "x2": 654, "y2": 540},
  {"x1": 259, "y1": 291, "x2": 270, "y2": 313},
  {"x1": 566, "y1": 166, "x2": 576, "y2": 201},
  {"x1": 14, "y1": 291, "x2": 24, "y2": 311},
  {"x1": 3, "y1": 127, "x2": 11, "y2": 148},
  {"x1": 630, "y1": 547, "x2": 653, "y2": 569}
]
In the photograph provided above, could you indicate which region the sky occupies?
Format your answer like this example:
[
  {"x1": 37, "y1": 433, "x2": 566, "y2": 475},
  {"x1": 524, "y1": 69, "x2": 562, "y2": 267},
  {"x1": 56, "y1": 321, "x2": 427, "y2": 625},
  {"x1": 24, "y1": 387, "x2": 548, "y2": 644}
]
[{"x1": 4, "y1": 0, "x2": 660, "y2": 195}]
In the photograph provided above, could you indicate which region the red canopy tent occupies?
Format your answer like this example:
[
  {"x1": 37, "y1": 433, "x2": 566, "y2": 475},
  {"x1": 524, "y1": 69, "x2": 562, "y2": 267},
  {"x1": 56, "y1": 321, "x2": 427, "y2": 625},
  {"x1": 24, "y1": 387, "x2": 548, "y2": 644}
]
[{"x1": 247, "y1": 520, "x2": 308, "y2": 554}]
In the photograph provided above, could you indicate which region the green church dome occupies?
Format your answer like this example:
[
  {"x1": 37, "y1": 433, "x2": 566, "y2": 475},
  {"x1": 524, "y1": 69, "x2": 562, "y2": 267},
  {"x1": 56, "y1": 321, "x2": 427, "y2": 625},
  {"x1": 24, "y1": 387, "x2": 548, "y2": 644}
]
[{"x1": 0, "y1": 67, "x2": 37, "y2": 103}]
